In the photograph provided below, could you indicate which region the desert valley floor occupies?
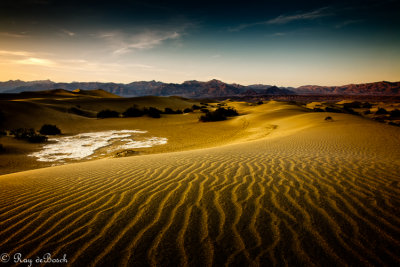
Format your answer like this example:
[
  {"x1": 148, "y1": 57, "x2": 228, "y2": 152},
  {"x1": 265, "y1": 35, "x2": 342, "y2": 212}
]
[{"x1": 0, "y1": 97, "x2": 400, "y2": 266}]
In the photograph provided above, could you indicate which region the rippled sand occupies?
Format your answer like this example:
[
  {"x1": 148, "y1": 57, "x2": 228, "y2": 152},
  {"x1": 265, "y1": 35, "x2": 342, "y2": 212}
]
[{"x1": 1, "y1": 104, "x2": 399, "y2": 266}]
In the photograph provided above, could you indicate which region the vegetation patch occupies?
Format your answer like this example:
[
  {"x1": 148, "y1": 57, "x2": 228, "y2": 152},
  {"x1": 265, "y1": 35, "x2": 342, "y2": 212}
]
[
  {"x1": 97, "y1": 109, "x2": 120, "y2": 118},
  {"x1": 39, "y1": 124, "x2": 61, "y2": 135},
  {"x1": 10, "y1": 128, "x2": 48, "y2": 143},
  {"x1": 199, "y1": 107, "x2": 239, "y2": 122}
]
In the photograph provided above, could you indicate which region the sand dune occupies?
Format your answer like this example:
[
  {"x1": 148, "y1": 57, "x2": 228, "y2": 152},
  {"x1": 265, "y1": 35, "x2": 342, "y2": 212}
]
[{"x1": 1, "y1": 103, "x2": 400, "y2": 266}]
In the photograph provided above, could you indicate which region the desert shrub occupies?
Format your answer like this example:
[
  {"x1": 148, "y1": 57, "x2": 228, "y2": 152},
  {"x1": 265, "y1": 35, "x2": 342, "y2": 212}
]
[
  {"x1": 97, "y1": 109, "x2": 120, "y2": 118},
  {"x1": 325, "y1": 116, "x2": 333, "y2": 121},
  {"x1": 389, "y1": 109, "x2": 400, "y2": 118},
  {"x1": 200, "y1": 103, "x2": 208, "y2": 106},
  {"x1": 343, "y1": 101, "x2": 362, "y2": 109},
  {"x1": 364, "y1": 110, "x2": 371, "y2": 115},
  {"x1": 325, "y1": 107, "x2": 343, "y2": 113},
  {"x1": 375, "y1": 108, "x2": 388, "y2": 115},
  {"x1": 216, "y1": 107, "x2": 239, "y2": 117},
  {"x1": 200, "y1": 108, "x2": 209, "y2": 113},
  {"x1": 123, "y1": 105, "x2": 144, "y2": 117},
  {"x1": 183, "y1": 108, "x2": 193, "y2": 113},
  {"x1": 199, "y1": 112, "x2": 226, "y2": 122},
  {"x1": 199, "y1": 107, "x2": 239, "y2": 122},
  {"x1": 10, "y1": 128, "x2": 48, "y2": 143},
  {"x1": 257, "y1": 101, "x2": 264, "y2": 105},
  {"x1": 163, "y1": 107, "x2": 175, "y2": 114},
  {"x1": 343, "y1": 107, "x2": 359, "y2": 115},
  {"x1": 40, "y1": 124, "x2": 61, "y2": 135},
  {"x1": 362, "y1": 102, "x2": 372, "y2": 109},
  {"x1": 163, "y1": 108, "x2": 183, "y2": 114},
  {"x1": 144, "y1": 107, "x2": 162, "y2": 118},
  {"x1": 313, "y1": 108, "x2": 324, "y2": 112},
  {"x1": 191, "y1": 105, "x2": 201, "y2": 110}
]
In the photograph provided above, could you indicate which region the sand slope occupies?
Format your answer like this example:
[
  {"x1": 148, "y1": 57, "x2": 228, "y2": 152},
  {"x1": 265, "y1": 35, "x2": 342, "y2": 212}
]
[{"x1": 1, "y1": 109, "x2": 400, "y2": 266}]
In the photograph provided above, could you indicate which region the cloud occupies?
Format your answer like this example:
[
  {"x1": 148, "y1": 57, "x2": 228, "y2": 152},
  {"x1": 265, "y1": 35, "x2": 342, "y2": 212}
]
[
  {"x1": 106, "y1": 31, "x2": 181, "y2": 55},
  {"x1": 229, "y1": 7, "x2": 332, "y2": 32},
  {"x1": 0, "y1": 50, "x2": 34, "y2": 56},
  {"x1": 335, "y1": 19, "x2": 363, "y2": 29},
  {"x1": 0, "y1": 32, "x2": 29, "y2": 38},
  {"x1": 16, "y1": 57, "x2": 55, "y2": 66},
  {"x1": 61, "y1": 29, "x2": 75, "y2": 36},
  {"x1": 267, "y1": 7, "x2": 332, "y2": 24}
]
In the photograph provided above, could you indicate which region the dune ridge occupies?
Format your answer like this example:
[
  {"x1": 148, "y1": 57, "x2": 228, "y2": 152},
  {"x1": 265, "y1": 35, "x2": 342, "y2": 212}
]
[{"x1": 1, "y1": 111, "x2": 400, "y2": 266}]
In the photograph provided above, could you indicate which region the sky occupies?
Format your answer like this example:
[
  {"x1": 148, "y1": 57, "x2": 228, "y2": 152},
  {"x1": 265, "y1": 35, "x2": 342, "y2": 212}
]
[{"x1": 0, "y1": 0, "x2": 399, "y2": 86}]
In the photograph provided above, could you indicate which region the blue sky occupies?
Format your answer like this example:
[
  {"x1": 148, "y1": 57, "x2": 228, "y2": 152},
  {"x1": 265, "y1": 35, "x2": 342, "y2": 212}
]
[{"x1": 0, "y1": 0, "x2": 399, "y2": 86}]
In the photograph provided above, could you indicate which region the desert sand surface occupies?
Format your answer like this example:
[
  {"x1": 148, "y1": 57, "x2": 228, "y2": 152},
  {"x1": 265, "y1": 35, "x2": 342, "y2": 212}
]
[{"x1": 1, "y1": 100, "x2": 400, "y2": 266}]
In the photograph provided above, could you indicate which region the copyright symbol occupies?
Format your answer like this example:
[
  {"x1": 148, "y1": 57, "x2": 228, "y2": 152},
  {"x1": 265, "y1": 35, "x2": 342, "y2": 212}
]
[{"x1": 0, "y1": 253, "x2": 10, "y2": 263}]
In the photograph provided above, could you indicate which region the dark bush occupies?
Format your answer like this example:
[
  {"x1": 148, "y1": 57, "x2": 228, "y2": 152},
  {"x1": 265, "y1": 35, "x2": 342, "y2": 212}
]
[
  {"x1": 325, "y1": 107, "x2": 343, "y2": 113},
  {"x1": 199, "y1": 112, "x2": 226, "y2": 122},
  {"x1": 199, "y1": 107, "x2": 239, "y2": 122},
  {"x1": 343, "y1": 107, "x2": 359, "y2": 115},
  {"x1": 200, "y1": 108, "x2": 209, "y2": 113},
  {"x1": 163, "y1": 107, "x2": 176, "y2": 114},
  {"x1": 343, "y1": 101, "x2": 362, "y2": 109},
  {"x1": 257, "y1": 101, "x2": 264, "y2": 105},
  {"x1": 375, "y1": 108, "x2": 388, "y2": 115},
  {"x1": 163, "y1": 108, "x2": 183, "y2": 114},
  {"x1": 97, "y1": 109, "x2": 120, "y2": 118},
  {"x1": 313, "y1": 108, "x2": 324, "y2": 112},
  {"x1": 191, "y1": 105, "x2": 201, "y2": 110},
  {"x1": 123, "y1": 105, "x2": 144, "y2": 117},
  {"x1": 364, "y1": 110, "x2": 371, "y2": 115},
  {"x1": 216, "y1": 107, "x2": 239, "y2": 117},
  {"x1": 325, "y1": 116, "x2": 333, "y2": 121},
  {"x1": 144, "y1": 107, "x2": 162, "y2": 118},
  {"x1": 10, "y1": 128, "x2": 48, "y2": 143},
  {"x1": 389, "y1": 109, "x2": 400, "y2": 118},
  {"x1": 362, "y1": 102, "x2": 372, "y2": 109},
  {"x1": 39, "y1": 124, "x2": 61, "y2": 135},
  {"x1": 183, "y1": 108, "x2": 193, "y2": 113}
]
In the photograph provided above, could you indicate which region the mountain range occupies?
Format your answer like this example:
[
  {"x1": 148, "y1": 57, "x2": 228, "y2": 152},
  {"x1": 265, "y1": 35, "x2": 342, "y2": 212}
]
[{"x1": 0, "y1": 79, "x2": 399, "y2": 98}]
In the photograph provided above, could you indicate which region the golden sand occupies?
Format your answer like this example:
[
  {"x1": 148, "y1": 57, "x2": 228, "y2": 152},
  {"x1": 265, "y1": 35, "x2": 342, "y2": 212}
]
[{"x1": 0, "y1": 101, "x2": 400, "y2": 266}]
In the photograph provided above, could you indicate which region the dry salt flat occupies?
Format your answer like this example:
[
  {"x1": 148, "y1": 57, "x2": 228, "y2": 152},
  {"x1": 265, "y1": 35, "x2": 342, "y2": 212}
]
[{"x1": 29, "y1": 130, "x2": 167, "y2": 162}]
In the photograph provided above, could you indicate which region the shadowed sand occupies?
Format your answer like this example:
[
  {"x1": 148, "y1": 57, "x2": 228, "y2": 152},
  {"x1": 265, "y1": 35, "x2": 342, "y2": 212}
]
[{"x1": 1, "y1": 102, "x2": 400, "y2": 266}]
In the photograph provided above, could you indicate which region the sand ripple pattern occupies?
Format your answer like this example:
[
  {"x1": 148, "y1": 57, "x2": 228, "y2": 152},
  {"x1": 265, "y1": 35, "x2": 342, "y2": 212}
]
[{"x1": 1, "y1": 119, "x2": 400, "y2": 266}]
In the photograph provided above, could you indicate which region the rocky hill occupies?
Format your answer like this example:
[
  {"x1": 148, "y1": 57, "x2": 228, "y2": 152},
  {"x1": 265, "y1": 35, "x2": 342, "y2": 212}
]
[{"x1": 294, "y1": 81, "x2": 400, "y2": 95}]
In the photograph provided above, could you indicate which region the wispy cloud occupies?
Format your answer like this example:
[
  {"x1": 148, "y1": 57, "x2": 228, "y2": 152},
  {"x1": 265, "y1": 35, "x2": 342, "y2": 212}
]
[
  {"x1": 267, "y1": 7, "x2": 332, "y2": 24},
  {"x1": 229, "y1": 7, "x2": 332, "y2": 32},
  {"x1": 335, "y1": 19, "x2": 363, "y2": 29},
  {"x1": 16, "y1": 57, "x2": 56, "y2": 67},
  {"x1": 97, "y1": 30, "x2": 181, "y2": 55},
  {"x1": 0, "y1": 50, "x2": 34, "y2": 57},
  {"x1": 0, "y1": 32, "x2": 29, "y2": 38},
  {"x1": 61, "y1": 29, "x2": 75, "y2": 37}
]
